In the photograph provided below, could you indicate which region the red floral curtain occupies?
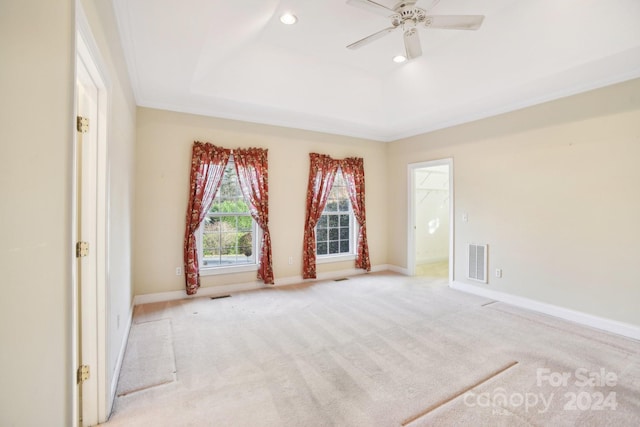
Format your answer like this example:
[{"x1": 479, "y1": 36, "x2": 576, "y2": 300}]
[
  {"x1": 302, "y1": 153, "x2": 340, "y2": 279},
  {"x1": 341, "y1": 157, "x2": 371, "y2": 272},
  {"x1": 233, "y1": 148, "x2": 274, "y2": 284},
  {"x1": 183, "y1": 142, "x2": 231, "y2": 295}
]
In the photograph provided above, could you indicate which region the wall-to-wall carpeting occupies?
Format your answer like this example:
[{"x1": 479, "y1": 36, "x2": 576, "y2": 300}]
[{"x1": 104, "y1": 272, "x2": 640, "y2": 426}]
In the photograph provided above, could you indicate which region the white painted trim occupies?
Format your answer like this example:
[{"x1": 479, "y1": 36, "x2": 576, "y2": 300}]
[
  {"x1": 316, "y1": 254, "x2": 356, "y2": 264},
  {"x1": 387, "y1": 264, "x2": 410, "y2": 275},
  {"x1": 200, "y1": 263, "x2": 258, "y2": 276},
  {"x1": 407, "y1": 159, "x2": 454, "y2": 282},
  {"x1": 133, "y1": 281, "x2": 265, "y2": 306},
  {"x1": 76, "y1": 5, "x2": 113, "y2": 424},
  {"x1": 134, "y1": 265, "x2": 391, "y2": 306},
  {"x1": 108, "y1": 302, "x2": 133, "y2": 415},
  {"x1": 450, "y1": 281, "x2": 640, "y2": 341}
]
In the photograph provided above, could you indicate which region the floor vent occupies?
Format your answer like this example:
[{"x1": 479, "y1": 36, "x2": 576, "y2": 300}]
[
  {"x1": 210, "y1": 295, "x2": 231, "y2": 300},
  {"x1": 468, "y1": 243, "x2": 488, "y2": 283},
  {"x1": 334, "y1": 278, "x2": 349, "y2": 282}
]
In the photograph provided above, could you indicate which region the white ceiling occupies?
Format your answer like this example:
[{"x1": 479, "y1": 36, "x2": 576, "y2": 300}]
[{"x1": 112, "y1": 0, "x2": 640, "y2": 142}]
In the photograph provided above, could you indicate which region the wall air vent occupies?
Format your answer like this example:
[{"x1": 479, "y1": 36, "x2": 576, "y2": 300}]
[{"x1": 468, "y1": 244, "x2": 488, "y2": 283}]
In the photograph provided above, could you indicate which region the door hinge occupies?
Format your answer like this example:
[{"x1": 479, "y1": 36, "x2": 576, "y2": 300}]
[
  {"x1": 76, "y1": 241, "x2": 89, "y2": 258},
  {"x1": 77, "y1": 365, "x2": 90, "y2": 384},
  {"x1": 77, "y1": 116, "x2": 89, "y2": 133}
]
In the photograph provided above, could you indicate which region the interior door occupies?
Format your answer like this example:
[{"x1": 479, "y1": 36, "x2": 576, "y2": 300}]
[{"x1": 76, "y1": 57, "x2": 99, "y2": 426}]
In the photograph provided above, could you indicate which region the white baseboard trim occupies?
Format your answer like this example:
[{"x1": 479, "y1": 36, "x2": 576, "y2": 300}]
[
  {"x1": 108, "y1": 302, "x2": 134, "y2": 415},
  {"x1": 133, "y1": 281, "x2": 265, "y2": 305},
  {"x1": 386, "y1": 264, "x2": 409, "y2": 275},
  {"x1": 134, "y1": 264, "x2": 392, "y2": 306},
  {"x1": 450, "y1": 281, "x2": 640, "y2": 341}
]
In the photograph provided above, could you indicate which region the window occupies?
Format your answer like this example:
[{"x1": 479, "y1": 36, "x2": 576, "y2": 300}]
[
  {"x1": 199, "y1": 157, "x2": 257, "y2": 272},
  {"x1": 316, "y1": 168, "x2": 356, "y2": 258}
]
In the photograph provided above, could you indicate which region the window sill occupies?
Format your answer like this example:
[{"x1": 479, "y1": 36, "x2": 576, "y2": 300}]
[
  {"x1": 316, "y1": 254, "x2": 355, "y2": 264},
  {"x1": 200, "y1": 264, "x2": 258, "y2": 276}
]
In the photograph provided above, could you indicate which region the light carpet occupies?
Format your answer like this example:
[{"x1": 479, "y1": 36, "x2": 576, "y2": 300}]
[
  {"x1": 103, "y1": 272, "x2": 640, "y2": 426},
  {"x1": 115, "y1": 318, "x2": 176, "y2": 396}
]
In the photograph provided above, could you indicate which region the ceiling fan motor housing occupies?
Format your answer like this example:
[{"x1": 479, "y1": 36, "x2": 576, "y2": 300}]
[{"x1": 394, "y1": 6, "x2": 427, "y2": 28}]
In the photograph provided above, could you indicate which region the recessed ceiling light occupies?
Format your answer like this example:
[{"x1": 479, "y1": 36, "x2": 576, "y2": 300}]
[
  {"x1": 280, "y1": 13, "x2": 297, "y2": 25},
  {"x1": 393, "y1": 55, "x2": 407, "y2": 63}
]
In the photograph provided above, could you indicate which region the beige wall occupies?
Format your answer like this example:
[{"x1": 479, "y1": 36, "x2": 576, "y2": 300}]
[
  {"x1": 388, "y1": 78, "x2": 640, "y2": 326},
  {"x1": 134, "y1": 107, "x2": 388, "y2": 295},
  {"x1": 0, "y1": 1, "x2": 75, "y2": 425},
  {"x1": 0, "y1": 1, "x2": 136, "y2": 424},
  {"x1": 80, "y1": 0, "x2": 137, "y2": 410}
]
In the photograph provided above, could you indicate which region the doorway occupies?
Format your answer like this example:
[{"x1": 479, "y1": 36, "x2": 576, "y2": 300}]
[
  {"x1": 408, "y1": 159, "x2": 453, "y2": 281},
  {"x1": 74, "y1": 27, "x2": 109, "y2": 426}
]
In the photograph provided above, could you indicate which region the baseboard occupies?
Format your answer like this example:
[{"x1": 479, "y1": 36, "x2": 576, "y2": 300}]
[
  {"x1": 108, "y1": 302, "x2": 134, "y2": 415},
  {"x1": 450, "y1": 281, "x2": 640, "y2": 341},
  {"x1": 134, "y1": 264, "x2": 392, "y2": 306},
  {"x1": 387, "y1": 264, "x2": 409, "y2": 275}
]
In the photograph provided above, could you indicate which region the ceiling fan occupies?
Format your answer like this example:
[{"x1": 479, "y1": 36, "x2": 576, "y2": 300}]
[{"x1": 346, "y1": 0, "x2": 484, "y2": 60}]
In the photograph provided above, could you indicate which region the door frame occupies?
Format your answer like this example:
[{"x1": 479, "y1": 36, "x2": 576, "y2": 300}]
[
  {"x1": 73, "y1": 6, "x2": 110, "y2": 425},
  {"x1": 407, "y1": 158, "x2": 454, "y2": 281}
]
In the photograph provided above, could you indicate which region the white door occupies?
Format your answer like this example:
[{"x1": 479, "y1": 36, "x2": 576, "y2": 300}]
[{"x1": 76, "y1": 55, "x2": 100, "y2": 426}]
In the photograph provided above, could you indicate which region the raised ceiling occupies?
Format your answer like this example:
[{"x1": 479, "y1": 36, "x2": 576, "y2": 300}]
[{"x1": 112, "y1": 0, "x2": 640, "y2": 141}]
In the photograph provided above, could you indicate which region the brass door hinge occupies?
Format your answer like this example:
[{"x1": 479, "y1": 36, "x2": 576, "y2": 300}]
[
  {"x1": 77, "y1": 116, "x2": 89, "y2": 133},
  {"x1": 77, "y1": 365, "x2": 90, "y2": 384},
  {"x1": 76, "y1": 241, "x2": 89, "y2": 258}
]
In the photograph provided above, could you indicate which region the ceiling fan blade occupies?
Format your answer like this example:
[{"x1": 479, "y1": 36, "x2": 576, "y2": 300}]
[
  {"x1": 424, "y1": 15, "x2": 485, "y2": 30},
  {"x1": 347, "y1": 26, "x2": 399, "y2": 50},
  {"x1": 404, "y1": 27, "x2": 422, "y2": 59},
  {"x1": 346, "y1": 0, "x2": 396, "y2": 17}
]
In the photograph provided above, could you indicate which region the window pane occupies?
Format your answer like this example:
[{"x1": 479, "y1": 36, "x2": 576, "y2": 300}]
[
  {"x1": 237, "y1": 215, "x2": 252, "y2": 231},
  {"x1": 314, "y1": 169, "x2": 355, "y2": 258},
  {"x1": 317, "y1": 242, "x2": 327, "y2": 255},
  {"x1": 199, "y1": 157, "x2": 257, "y2": 269},
  {"x1": 339, "y1": 227, "x2": 349, "y2": 240},
  {"x1": 329, "y1": 241, "x2": 339, "y2": 254},
  {"x1": 238, "y1": 232, "x2": 252, "y2": 255}
]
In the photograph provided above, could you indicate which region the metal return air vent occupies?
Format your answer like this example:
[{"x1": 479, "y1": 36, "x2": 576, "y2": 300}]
[{"x1": 468, "y1": 244, "x2": 487, "y2": 283}]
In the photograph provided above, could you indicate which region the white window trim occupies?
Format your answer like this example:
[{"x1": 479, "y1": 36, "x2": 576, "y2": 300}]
[
  {"x1": 196, "y1": 155, "x2": 261, "y2": 275},
  {"x1": 316, "y1": 168, "x2": 359, "y2": 263},
  {"x1": 197, "y1": 223, "x2": 261, "y2": 276},
  {"x1": 316, "y1": 215, "x2": 358, "y2": 260},
  {"x1": 316, "y1": 252, "x2": 356, "y2": 264}
]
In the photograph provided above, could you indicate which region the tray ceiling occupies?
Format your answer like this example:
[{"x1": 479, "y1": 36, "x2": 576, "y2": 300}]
[{"x1": 112, "y1": 0, "x2": 640, "y2": 141}]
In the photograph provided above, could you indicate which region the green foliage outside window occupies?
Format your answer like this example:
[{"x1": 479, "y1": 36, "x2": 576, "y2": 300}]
[{"x1": 202, "y1": 160, "x2": 255, "y2": 265}]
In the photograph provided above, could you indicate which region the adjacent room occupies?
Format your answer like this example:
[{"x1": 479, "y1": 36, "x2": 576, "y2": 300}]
[{"x1": 1, "y1": 0, "x2": 639, "y2": 426}]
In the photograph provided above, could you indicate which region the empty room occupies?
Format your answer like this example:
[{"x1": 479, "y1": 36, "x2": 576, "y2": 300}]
[{"x1": 1, "y1": 0, "x2": 639, "y2": 426}]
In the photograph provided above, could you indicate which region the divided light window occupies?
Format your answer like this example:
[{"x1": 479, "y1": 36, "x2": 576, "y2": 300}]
[
  {"x1": 200, "y1": 157, "x2": 257, "y2": 268},
  {"x1": 316, "y1": 168, "x2": 355, "y2": 257}
]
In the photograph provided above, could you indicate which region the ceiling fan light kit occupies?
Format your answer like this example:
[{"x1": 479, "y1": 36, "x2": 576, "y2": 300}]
[{"x1": 346, "y1": 0, "x2": 484, "y2": 61}]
